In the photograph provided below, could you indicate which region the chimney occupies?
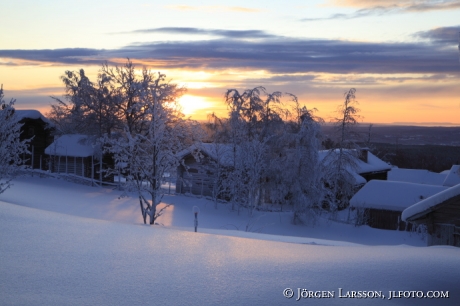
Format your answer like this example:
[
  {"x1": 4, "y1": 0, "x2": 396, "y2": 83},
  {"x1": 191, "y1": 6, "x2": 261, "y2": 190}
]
[{"x1": 359, "y1": 148, "x2": 369, "y2": 163}]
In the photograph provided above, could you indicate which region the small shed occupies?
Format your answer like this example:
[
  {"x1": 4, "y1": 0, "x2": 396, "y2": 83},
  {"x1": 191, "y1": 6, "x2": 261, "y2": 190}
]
[
  {"x1": 15, "y1": 110, "x2": 54, "y2": 170},
  {"x1": 350, "y1": 180, "x2": 447, "y2": 230},
  {"x1": 45, "y1": 134, "x2": 96, "y2": 177},
  {"x1": 402, "y1": 184, "x2": 460, "y2": 247}
]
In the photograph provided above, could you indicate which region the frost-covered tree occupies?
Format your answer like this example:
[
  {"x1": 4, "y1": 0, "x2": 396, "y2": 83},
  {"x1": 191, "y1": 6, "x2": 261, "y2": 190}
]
[
  {"x1": 107, "y1": 72, "x2": 201, "y2": 224},
  {"x1": 100, "y1": 60, "x2": 153, "y2": 135},
  {"x1": 49, "y1": 59, "x2": 149, "y2": 137},
  {"x1": 0, "y1": 86, "x2": 29, "y2": 194},
  {"x1": 49, "y1": 67, "x2": 124, "y2": 137},
  {"x1": 265, "y1": 97, "x2": 323, "y2": 223},
  {"x1": 289, "y1": 104, "x2": 323, "y2": 222},
  {"x1": 321, "y1": 88, "x2": 361, "y2": 212},
  {"x1": 203, "y1": 114, "x2": 231, "y2": 209},
  {"x1": 223, "y1": 87, "x2": 293, "y2": 216}
]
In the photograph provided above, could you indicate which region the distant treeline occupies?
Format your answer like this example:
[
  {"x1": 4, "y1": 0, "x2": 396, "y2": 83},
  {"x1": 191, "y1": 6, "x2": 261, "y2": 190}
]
[{"x1": 369, "y1": 143, "x2": 460, "y2": 173}]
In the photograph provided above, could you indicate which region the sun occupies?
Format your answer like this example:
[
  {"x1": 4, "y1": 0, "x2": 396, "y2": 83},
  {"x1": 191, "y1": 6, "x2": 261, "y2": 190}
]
[{"x1": 178, "y1": 94, "x2": 212, "y2": 118}]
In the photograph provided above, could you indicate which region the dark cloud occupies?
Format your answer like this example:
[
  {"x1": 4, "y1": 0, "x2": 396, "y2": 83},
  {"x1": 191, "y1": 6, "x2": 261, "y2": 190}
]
[
  {"x1": 406, "y1": 0, "x2": 460, "y2": 12},
  {"x1": 0, "y1": 48, "x2": 108, "y2": 65},
  {"x1": 414, "y1": 25, "x2": 460, "y2": 45},
  {"x1": 302, "y1": 0, "x2": 460, "y2": 21},
  {"x1": 1, "y1": 37, "x2": 459, "y2": 75},
  {"x1": 118, "y1": 27, "x2": 275, "y2": 39},
  {"x1": 302, "y1": 6, "x2": 397, "y2": 21}
]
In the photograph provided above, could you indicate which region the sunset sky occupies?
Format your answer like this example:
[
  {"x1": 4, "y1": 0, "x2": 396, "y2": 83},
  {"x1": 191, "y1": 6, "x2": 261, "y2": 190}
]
[{"x1": 1, "y1": 0, "x2": 459, "y2": 125}]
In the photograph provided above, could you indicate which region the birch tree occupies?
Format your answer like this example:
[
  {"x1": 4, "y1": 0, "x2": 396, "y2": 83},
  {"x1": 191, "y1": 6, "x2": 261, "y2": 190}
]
[
  {"x1": 203, "y1": 114, "x2": 231, "y2": 208},
  {"x1": 107, "y1": 72, "x2": 200, "y2": 224},
  {"x1": 224, "y1": 87, "x2": 288, "y2": 216},
  {"x1": 321, "y1": 88, "x2": 361, "y2": 212},
  {"x1": 266, "y1": 99, "x2": 323, "y2": 224}
]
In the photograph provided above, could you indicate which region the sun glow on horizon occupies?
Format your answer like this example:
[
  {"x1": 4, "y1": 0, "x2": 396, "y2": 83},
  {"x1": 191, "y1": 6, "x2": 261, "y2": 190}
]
[{"x1": 179, "y1": 94, "x2": 214, "y2": 119}]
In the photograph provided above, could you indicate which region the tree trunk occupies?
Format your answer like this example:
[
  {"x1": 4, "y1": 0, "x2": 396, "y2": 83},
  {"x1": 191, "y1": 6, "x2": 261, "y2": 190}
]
[
  {"x1": 139, "y1": 196, "x2": 146, "y2": 224},
  {"x1": 149, "y1": 193, "x2": 157, "y2": 225}
]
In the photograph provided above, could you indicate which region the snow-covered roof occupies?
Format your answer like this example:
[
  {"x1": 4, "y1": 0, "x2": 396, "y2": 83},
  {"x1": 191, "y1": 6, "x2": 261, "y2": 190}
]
[
  {"x1": 178, "y1": 143, "x2": 234, "y2": 167},
  {"x1": 15, "y1": 109, "x2": 52, "y2": 125},
  {"x1": 351, "y1": 172, "x2": 367, "y2": 185},
  {"x1": 179, "y1": 145, "x2": 387, "y2": 183},
  {"x1": 442, "y1": 165, "x2": 460, "y2": 187},
  {"x1": 350, "y1": 180, "x2": 448, "y2": 211},
  {"x1": 45, "y1": 134, "x2": 96, "y2": 157},
  {"x1": 388, "y1": 168, "x2": 447, "y2": 186},
  {"x1": 318, "y1": 149, "x2": 391, "y2": 175},
  {"x1": 402, "y1": 184, "x2": 460, "y2": 222},
  {"x1": 200, "y1": 143, "x2": 234, "y2": 167}
]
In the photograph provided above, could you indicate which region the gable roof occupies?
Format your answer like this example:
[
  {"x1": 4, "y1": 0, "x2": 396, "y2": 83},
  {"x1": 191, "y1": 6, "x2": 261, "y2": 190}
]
[
  {"x1": 318, "y1": 149, "x2": 391, "y2": 175},
  {"x1": 179, "y1": 145, "x2": 388, "y2": 184},
  {"x1": 350, "y1": 180, "x2": 448, "y2": 212},
  {"x1": 45, "y1": 134, "x2": 97, "y2": 157},
  {"x1": 402, "y1": 183, "x2": 460, "y2": 222},
  {"x1": 442, "y1": 165, "x2": 460, "y2": 187},
  {"x1": 15, "y1": 109, "x2": 52, "y2": 125},
  {"x1": 387, "y1": 166, "x2": 460, "y2": 187},
  {"x1": 388, "y1": 168, "x2": 447, "y2": 186},
  {"x1": 177, "y1": 143, "x2": 234, "y2": 167}
]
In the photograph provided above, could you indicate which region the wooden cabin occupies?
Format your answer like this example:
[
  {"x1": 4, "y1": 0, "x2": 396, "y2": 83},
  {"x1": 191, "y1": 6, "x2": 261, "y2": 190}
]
[
  {"x1": 402, "y1": 184, "x2": 460, "y2": 247},
  {"x1": 177, "y1": 145, "x2": 391, "y2": 201},
  {"x1": 15, "y1": 110, "x2": 54, "y2": 170},
  {"x1": 45, "y1": 134, "x2": 95, "y2": 177},
  {"x1": 176, "y1": 143, "x2": 232, "y2": 197},
  {"x1": 350, "y1": 180, "x2": 447, "y2": 230},
  {"x1": 45, "y1": 134, "x2": 114, "y2": 182}
]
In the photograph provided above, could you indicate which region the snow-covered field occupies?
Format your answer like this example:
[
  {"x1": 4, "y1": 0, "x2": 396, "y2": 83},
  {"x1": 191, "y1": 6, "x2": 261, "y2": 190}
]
[{"x1": 1, "y1": 176, "x2": 459, "y2": 305}]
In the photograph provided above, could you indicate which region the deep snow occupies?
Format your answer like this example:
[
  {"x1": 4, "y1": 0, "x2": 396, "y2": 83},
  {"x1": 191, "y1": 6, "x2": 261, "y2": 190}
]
[
  {"x1": 0, "y1": 176, "x2": 426, "y2": 246},
  {"x1": 1, "y1": 175, "x2": 459, "y2": 305}
]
